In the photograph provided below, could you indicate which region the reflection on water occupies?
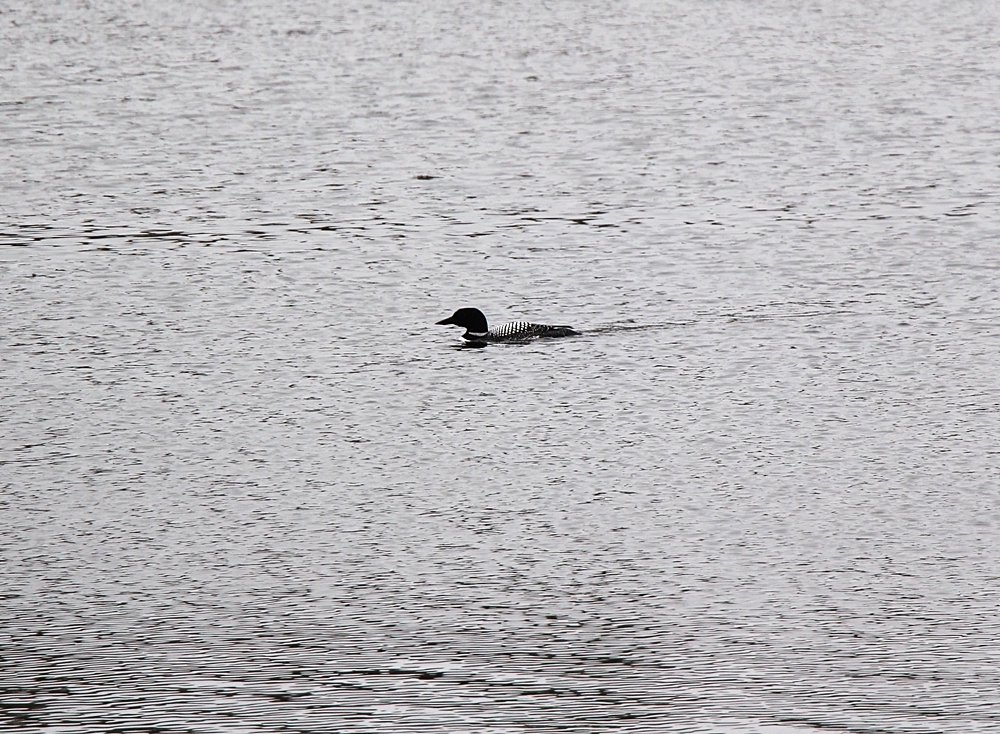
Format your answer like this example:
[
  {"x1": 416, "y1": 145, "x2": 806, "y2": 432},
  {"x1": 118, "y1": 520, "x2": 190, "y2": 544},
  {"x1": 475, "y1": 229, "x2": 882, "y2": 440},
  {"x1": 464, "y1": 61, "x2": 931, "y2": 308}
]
[{"x1": 3, "y1": 0, "x2": 1000, "y2": 731}]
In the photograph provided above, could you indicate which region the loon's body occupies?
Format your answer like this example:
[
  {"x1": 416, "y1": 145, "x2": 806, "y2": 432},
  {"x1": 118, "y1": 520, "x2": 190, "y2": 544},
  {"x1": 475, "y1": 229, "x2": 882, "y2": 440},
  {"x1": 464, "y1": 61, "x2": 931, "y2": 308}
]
[{"x1": 437, "y1": 308, "x2": 579, "y2": 343}]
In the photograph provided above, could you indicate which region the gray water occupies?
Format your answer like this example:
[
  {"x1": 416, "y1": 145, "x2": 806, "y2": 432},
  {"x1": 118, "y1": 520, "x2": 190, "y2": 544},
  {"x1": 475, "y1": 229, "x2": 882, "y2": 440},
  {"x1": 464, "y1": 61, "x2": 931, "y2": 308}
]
[{"x1": 3, "y1": 1, "x2": 1000, "y2": 732}]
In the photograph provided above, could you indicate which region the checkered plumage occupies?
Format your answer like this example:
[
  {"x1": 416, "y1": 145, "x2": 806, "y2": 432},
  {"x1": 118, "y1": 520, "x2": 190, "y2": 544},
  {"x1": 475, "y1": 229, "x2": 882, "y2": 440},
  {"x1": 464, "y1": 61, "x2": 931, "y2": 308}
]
[{"x1": 488, "y1": 320, "x2": 555, "y2": 340}]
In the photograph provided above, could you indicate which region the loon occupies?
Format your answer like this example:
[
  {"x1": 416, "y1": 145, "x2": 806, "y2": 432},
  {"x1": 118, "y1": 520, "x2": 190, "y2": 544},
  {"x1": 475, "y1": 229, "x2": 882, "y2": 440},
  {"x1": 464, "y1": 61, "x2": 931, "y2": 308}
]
[{"x1": 437, "y1": 308, "x2": 579, "y2": 343}]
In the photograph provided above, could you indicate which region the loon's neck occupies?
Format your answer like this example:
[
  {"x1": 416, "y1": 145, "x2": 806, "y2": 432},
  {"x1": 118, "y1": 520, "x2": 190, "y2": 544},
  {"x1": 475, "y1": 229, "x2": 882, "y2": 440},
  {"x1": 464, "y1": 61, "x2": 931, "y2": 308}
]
[{"x1": 463, "y1": 331, "x2": 489, "y2": 341}]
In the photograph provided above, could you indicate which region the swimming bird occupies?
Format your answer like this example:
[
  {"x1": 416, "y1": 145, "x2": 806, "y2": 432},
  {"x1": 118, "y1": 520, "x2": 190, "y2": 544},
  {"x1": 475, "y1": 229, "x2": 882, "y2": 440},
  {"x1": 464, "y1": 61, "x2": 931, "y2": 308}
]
[{"x1": 436, "y1": 307, "x2": 579, "y2": 343}]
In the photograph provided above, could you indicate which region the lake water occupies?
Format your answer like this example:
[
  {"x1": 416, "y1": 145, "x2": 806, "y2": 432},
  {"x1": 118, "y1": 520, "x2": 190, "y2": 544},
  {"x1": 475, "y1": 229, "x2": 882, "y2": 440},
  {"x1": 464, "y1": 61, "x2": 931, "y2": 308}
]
[{"x1": 3, "y1": 1, "x2": 1000, "y2": 731}]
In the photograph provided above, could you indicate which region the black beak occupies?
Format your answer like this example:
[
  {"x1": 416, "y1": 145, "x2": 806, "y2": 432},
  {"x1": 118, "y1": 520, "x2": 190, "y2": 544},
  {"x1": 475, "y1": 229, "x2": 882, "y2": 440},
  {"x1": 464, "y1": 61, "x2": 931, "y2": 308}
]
[{"x1": 436, "y1": 316, "x2": 456, "y2": 325}]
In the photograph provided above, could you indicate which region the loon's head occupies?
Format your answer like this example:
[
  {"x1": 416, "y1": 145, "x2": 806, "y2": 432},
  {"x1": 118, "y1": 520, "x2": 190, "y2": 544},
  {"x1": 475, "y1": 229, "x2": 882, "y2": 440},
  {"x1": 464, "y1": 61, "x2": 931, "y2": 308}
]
[{"x1": 436, "y1": 308, "x2": 489, "y2": 334}]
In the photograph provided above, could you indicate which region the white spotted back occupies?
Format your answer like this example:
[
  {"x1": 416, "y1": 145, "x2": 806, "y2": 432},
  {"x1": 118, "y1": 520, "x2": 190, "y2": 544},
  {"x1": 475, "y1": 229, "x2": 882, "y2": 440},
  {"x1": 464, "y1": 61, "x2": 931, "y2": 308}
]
[{"x1": 488, "y1": 321, "x2": 550, "y2": 341}]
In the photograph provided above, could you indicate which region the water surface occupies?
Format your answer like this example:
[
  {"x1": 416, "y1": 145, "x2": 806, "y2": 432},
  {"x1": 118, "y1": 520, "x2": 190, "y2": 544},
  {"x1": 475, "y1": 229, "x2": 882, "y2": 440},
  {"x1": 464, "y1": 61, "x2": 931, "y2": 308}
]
[{"x1": 3, "y1": 1, "x2": 1000, "y2": 731}]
